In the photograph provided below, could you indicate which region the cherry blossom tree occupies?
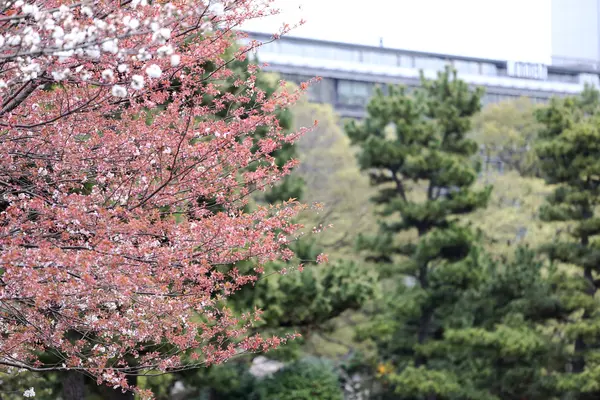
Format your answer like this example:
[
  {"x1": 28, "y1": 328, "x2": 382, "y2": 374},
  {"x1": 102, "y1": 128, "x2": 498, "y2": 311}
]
[{"x1": 0, "y1": 1, "x2": 318, "y2": 397}]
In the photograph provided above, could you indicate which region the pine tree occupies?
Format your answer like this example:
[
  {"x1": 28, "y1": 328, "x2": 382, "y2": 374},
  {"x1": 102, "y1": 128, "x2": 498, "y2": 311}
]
[
  {"x1": 346, "y1": 67, "x2": 490, "y2": 399},
  {"x1": 535, "y1": 85, "x2": 600, "y2": 399},
  {"x1": 435, "y1": 247, "x2": 568, "y2": 400},
  {"x1": 252, "y1": 356, "x2": 344, "y2": 400}
]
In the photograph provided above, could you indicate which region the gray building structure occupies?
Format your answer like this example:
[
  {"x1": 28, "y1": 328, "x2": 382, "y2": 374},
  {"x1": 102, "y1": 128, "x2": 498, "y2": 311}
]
[{"x1": 241, "y1": 31, "x2": 600, "y2": 119}]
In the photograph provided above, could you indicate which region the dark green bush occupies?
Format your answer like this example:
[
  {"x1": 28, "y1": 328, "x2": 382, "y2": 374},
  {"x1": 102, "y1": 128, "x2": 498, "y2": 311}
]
[{"x1": 252, "y1": 357, "x2": 343, "y2": 400}]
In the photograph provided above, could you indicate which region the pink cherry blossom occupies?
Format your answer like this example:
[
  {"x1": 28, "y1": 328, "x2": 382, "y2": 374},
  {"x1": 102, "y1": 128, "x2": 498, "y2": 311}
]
[{"x1": 0, "y1": 1, "x2": 314, "y2": 397}]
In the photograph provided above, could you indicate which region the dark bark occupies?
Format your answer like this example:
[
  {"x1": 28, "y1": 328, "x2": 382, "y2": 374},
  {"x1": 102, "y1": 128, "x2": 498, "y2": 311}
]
[
  {"x1": 391, "y1": 171, "x2": 407, "y2": 202},
  {"x1": 415, "y1": 261, "x2": 433, "y2": 368},
  {"x1": 573, "y1": 215, "x2": 597, "y2": 373},
  {"x1": 573, "y1": 265, "x2": 598, "y2": 373},
  {"x1": 0, "y1": 80, "x2": 39, "y2": 116},
  {"x1": 104, "y1": 388, "x2": 135, "y2": 400},
  {"x1": 96, "y1": 375, "x2": 137, "y2": 400},
  {"x1": 62, "y1": 371, "x2": 85, "y2": 400}
]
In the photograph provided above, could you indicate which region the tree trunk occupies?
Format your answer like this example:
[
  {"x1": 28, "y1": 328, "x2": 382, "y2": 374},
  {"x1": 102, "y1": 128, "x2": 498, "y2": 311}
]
[
  {"x1": 62, "y1": 371, "x2": 85, "y2": 400},
  {"x1": 416, "y1": 262, "x2": 432, "y2": 354},
  {"x1": 573, "y1": 265, "x2": 597, "y2": 373},
  {"x1": 97, "y1": 375, "x2": 137, "y2": 400},
  {"x1": 105, "y1": 388, "x2": 135, "y2": 400},
  {"x1": 415, "y1": 258, "x2": 434, "y2": 400}
]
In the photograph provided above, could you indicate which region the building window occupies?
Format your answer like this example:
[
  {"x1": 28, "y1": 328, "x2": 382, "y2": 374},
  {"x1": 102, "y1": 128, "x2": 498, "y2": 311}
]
[
  {"x1": 482, "y1": 93, "x2": 499, "y2": 105},
  {"x1": 414, "y1": 56, "x2": 447, "y2": 71},
  {"x1": 578, "y1": 73, "x2": 600, "y2": 86},
  {"x1": 481, "y1": 63, "x2": 498, "y2": 76},
  {"x1": 361, "y1": 51, "x2": 397, "y2": 66},
  {"x1": 305, "y1": 44, "x2": 331, "y2": 59},
  {"x1": 454, "y1": 60, "x2": 480, "y2": 75},
  {"x1": 337, "y1": 80, "x2": 373, "y2": 107},
  {"x1": 281, "y1": 74, "x2": 322, "y2": 102},
  {"x1": 399, "y1": 54, "x2": 414, "y2": 68},
  {"x1": 278, "y1": 41, "x2": 305, "y2": 57},
  {"x1": 306, "y1": 85, "x2": 321, "y2": 102},
  {"x1": 259, "y1": 40, "x2": 281, "y2": 54},
  {"x1": 482, "y1": 93, "x2": 525, "y2": 105},
  {"x1": 374, "y1": 83, "x2": 388, "y2": 96},
  {"x1": 548, "y1": 72, "x2": 578, "y2": 83},
  {"x1": 333, "y1": 47, "x2": 361, "y2": 62},
  {"x1": 496, "y1": 94, "x2": 519, "y2": 103}
]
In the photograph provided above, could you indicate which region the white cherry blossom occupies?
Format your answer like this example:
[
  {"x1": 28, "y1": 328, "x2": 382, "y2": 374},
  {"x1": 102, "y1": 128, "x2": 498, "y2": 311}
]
[
  {"x1": 131, "y1": 75, "x2": 144, "y2": 90},
  {"x1": 111, "y1": 85, "x2": 127, "y2": 97},
  {"x1": 146, "y1": 64, "x2": 162, "y2": 79}
]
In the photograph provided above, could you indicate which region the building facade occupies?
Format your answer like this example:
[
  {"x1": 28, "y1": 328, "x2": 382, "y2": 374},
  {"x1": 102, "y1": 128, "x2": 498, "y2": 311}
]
[{"x1": 241, "y1": 31, "x2": 600, "y2": 119}]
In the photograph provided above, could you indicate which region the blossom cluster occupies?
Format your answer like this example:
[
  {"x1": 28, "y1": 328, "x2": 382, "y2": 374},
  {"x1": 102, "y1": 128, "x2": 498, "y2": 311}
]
[
  {"x1": 0, "y1": 0, "x2": 314, "y2": 397},
  {"x1": 0, "y1": 0, "x2": 276, "y2": 97}
]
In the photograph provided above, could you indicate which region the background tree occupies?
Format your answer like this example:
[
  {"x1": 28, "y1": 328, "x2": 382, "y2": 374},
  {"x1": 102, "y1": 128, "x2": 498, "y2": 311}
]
[
  {"x1": 0, "y1": 370, "x2": 60, "y2": 400},
  {"x1": 467, "y1": 97, "x2": 550, "y2": 257},
  {"x1": 470, "y1": 97, "x2": 542, "y2": 177},
  {"x1": 467, "y1": 170, "x2": 558, "y2": 258},
  {"x1": 346, "y1": 67, "x2": 490, "y2": 399},
  {"x1": 427, "y1": 247, "x2": 569, "y2": 400},
  {"x1": 294, "y1": 100, "x2": 379, "y2": 260},
  {"x1": 534, "y1": 86, "x2": 600, "y2": 399},
  {"x1": 251, "y1": 356, "x2": 344, "y2": 400},
  {"x1": 288, "y1": 99, "x2": 384, "y2": 397}
]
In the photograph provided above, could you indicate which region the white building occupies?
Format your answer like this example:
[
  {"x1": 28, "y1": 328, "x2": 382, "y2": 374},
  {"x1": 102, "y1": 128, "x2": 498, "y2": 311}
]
[{"x1": 242, "y1": 31, "x2": 598, "y2": 119}]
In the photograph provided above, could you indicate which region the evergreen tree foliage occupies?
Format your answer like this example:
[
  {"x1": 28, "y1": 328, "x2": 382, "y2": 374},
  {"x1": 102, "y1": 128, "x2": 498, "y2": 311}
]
[
  {"x1": 181, "y1": 362, "x2": 257, "y2": 400},
  {"x1": 251, "y1": 357, "x2": 344, "y2": 400},
  {"x1": 535, "y1": 85, "x2": 600, "y2": 399},
  {"x1": 0, "y1": 371, "x2": 60, "y2": 400},
  {"x1": 429, "y1": 247, "x2": 568, "y2": 400},
  {"x1": 141, "y1": 357, "x2": 344, "y2": 400},
  {"x1": 345, "y1": 66, "x2": 490, "y2": 399},
  {"x1": 236, "y1": 257, "x2": 377, "y2": 331}
]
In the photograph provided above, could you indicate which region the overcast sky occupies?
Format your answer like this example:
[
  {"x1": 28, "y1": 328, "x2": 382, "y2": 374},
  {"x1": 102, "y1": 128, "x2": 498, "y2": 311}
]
[{"x1": 242, "y1": 0, "x2": 552, "y2": 63}]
